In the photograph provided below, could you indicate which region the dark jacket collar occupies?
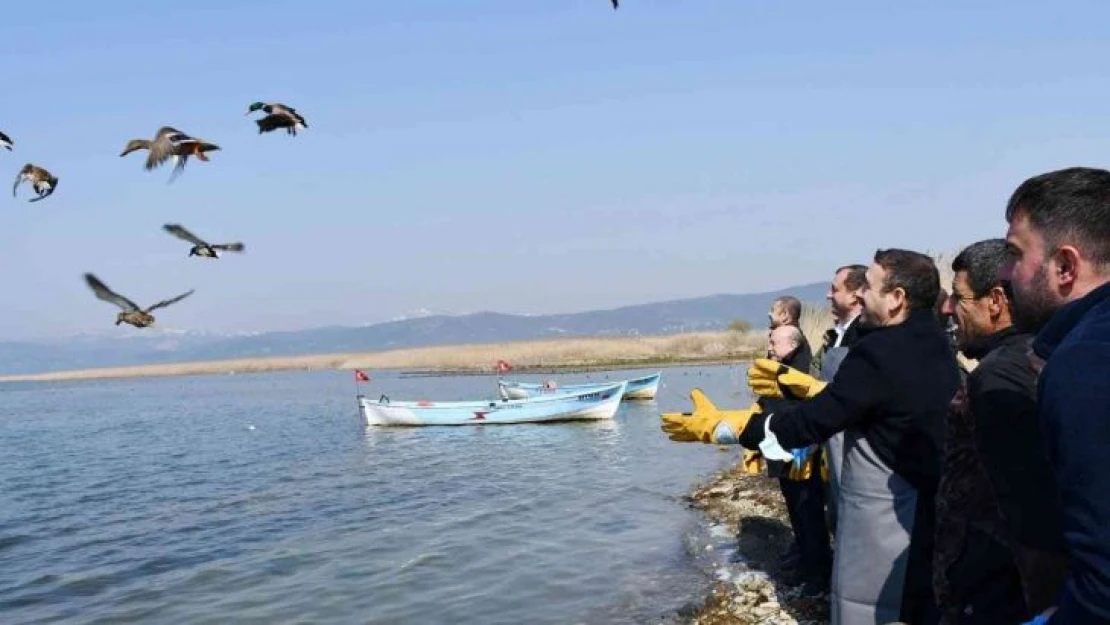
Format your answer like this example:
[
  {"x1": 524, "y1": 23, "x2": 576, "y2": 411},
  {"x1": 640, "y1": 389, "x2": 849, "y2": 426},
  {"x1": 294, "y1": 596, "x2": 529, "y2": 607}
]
[
  {"x1": 782, "y1": 344, "x2": 806, "y2": 370},
  {"x1": 963, "y1": 325, "x2": 1026, "y2": 361},
  {"x1": 858, "y1": 307, "x2": 937, "y2": 336},
  {"x1": 1032, "y1": 281, "x2": 1110, "y2": 360}
]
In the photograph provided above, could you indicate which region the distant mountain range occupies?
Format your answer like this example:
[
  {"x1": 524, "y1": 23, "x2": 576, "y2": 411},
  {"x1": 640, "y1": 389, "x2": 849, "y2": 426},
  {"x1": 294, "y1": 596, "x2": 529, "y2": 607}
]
[{"x1": 0, "y1": 281, "x2": 828, "y2": 375}]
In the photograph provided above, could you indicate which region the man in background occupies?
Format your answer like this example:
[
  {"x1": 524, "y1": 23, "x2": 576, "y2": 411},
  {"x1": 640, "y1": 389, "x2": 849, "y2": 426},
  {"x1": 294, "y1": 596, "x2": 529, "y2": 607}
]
[
  {"x1": 763, "y1": 324, "x2": 832, "y2": 596},
  {"x1": 768, "y1": 295, "x2": 813, "y2": 370},
  {"x1": 761, "y1": 295, "x2": 814, "y2": 573},
  {"x1": 812, "y1": 264, "x2": 867, "y2": 536},
  {"x1": 811, "y1": 264, "x2": 867, "y2": 376}
]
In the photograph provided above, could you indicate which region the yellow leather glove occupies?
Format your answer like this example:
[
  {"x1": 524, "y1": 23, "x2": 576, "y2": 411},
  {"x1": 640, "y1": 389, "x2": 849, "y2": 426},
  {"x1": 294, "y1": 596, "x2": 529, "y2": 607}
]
[
  {"x1": 742, "y1": 450, "x2": 765, "y2": 475},
  {"x1": 747, "y1": 358, "x2": 828, "y2": 400},
  {"x1": 660, "y1": 389, "x2": 759, "y2": 444}
]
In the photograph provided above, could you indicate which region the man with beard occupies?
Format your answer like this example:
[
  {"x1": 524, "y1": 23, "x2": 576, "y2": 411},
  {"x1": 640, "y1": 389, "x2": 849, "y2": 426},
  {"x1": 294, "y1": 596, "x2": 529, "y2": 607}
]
[
  {"x1": 934, "y1": 238, "x2": 1067, "y2": 624},
  {"x1": 661, "y1": 249, "x2": 960, "y2": 624},
  {"x1": 1002, "y1": 167, "x2": 1110, "y2": 624}
]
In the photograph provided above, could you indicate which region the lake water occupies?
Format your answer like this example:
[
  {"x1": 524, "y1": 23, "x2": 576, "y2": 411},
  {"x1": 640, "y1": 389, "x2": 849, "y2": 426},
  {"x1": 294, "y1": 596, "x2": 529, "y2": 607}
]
[{"x1": 0, "y1": 365, "x2": 753, "y2": 624}]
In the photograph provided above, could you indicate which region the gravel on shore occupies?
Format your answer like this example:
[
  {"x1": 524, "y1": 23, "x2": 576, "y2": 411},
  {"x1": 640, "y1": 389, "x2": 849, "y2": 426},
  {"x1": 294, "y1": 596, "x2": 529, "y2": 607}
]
[{"x1": 679, "y1": 458, "x2": 831, "y2": 625}]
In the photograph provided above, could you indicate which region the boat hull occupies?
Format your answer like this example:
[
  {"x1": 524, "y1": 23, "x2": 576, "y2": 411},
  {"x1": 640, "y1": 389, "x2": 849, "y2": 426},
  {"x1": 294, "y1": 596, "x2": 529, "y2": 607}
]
[
  {"x1": 360, "y1": 381, "x2": 627, "y2": 427},
  {"x1": 498, "y1": 372, "x2": 660, "y2": 401}
]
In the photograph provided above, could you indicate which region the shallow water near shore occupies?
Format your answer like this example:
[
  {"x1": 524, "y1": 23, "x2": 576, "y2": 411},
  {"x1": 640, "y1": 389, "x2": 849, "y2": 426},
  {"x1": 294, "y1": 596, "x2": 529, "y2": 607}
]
[{"x1": 0, "y1": 365, "x2": 751, "y2": 624}]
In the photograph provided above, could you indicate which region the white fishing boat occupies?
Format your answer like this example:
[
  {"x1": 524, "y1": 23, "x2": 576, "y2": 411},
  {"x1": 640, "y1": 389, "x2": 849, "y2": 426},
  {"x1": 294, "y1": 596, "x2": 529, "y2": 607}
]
[
  {"x1": 359, "y1": 381, "x2": 627, "y2": 427},
  {"x1": 498, "y1": 371, "x2": 661, "y2": 401}
]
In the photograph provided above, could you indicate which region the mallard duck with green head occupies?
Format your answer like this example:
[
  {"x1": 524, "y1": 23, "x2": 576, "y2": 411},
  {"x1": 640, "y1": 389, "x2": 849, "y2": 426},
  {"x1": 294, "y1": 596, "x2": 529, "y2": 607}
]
[
  {"x1": 246, "y1": 102, "x2": 308, "y2": 136},
  {"x1": 163, "y1": 223, "x2": 245, "y2": 259},
  {"x1": 120, "y1": 126, "x2": 220, "y2": 182},
  {"x1": 84, "y1": 273, "x2": 195, "y2": 329},
  {"x1": 13, "y1": 163, "x2": 57, "y2": 202}
]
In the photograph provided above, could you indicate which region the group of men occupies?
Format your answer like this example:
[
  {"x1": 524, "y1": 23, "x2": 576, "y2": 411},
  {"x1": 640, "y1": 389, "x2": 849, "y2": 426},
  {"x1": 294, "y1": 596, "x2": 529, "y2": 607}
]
[{"x1": 660, "y1": 166, "x2": 1110, "y2": 624}]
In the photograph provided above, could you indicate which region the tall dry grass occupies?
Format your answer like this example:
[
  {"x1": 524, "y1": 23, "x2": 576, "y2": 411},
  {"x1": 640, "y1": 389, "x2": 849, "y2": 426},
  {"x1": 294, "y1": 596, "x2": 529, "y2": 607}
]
[
  {"x1": 0, "y1": 331, "x2": 772, "y2": 383},
  {"x1": 799, "y1": 302, "x2": 833, "y2": 352},
  {"x1": 2, "y1": 251, "x2": 972, "y2": 384}
]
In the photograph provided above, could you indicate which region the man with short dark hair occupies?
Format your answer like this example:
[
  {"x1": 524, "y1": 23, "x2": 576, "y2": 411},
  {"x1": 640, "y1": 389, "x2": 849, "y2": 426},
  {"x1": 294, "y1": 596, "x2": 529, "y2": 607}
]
[
  {"x1": 768, "y1": 295, "x2": 813, "y2": 369},
  {"x1": 813, "y1": 264, "x2": 868, "y2": 536},
  {"x1": 662, "y1": 248, "x2": 960, "y2": 623},
  {"x1": 770, "y1": 295, "x2": 804, "y2": 329},
  {"x1": 1002, "y1": 166, "x2": 1110, "y2": 623},
  {"x1": 934, "y1": 238, "x2": 1067, "y2": 624}
]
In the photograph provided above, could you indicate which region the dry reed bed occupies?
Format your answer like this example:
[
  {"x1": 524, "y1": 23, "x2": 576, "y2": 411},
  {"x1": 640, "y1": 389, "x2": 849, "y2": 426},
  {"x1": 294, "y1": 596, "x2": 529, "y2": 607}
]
[
  {"x1": 0, "y1": 253, "x2": 962, "y2": 384},
  {"x1": 0, "y1": 331, "x2": 771, "y2": 383}
]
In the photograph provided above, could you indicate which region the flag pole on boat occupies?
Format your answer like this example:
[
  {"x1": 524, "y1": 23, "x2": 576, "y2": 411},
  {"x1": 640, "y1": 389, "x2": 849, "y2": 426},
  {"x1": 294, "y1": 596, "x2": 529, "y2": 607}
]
[
  {"x1": 495, "y1": 359, "x2": 511, "y2": 399},
  {"x1": 354, "y1": 369, "x2": 370, "y2": 420}
]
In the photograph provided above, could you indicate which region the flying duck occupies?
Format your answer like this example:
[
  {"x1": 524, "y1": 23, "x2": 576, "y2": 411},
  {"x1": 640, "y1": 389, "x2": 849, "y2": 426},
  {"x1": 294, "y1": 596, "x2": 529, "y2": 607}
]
[
  {"x1": 246, "y1": 102, "x2": 308, "y2": 136},
  {"x1": 120, "y1": 126, "x2": 220, "y2": 182},
  {"x1": 84, "y1": 273, "x2": 194, "y2": 329},
  {"x1": 163, "y1": 223, "x2": 245, "y2": 258},
  {"x1": 12, "y1": 164, "x2": 58, "y2": 202},
  {"x1": 0, "y1": 131, "x2": 12, "y2": 151}
]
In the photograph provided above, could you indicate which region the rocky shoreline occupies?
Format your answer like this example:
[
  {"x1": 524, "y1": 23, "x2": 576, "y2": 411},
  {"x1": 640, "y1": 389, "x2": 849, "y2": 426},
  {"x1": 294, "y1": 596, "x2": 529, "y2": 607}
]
[{"x1": 679, "y1": 459, "x2": 831, "y2": 625}]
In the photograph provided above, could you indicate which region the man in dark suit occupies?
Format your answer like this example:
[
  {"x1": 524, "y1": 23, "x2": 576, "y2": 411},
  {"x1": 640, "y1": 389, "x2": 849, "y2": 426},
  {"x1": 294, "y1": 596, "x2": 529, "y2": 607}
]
[{"x1": 662, "y1": 248, "x2": 960, "y2": 624}]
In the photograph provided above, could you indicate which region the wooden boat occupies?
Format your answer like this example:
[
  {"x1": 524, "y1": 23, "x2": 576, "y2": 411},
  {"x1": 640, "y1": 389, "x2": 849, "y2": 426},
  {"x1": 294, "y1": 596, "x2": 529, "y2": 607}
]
[
  {"x1": 497, "y1": 371, "x2": 661, "y2": 401},
  {"x1": 359, "y1": 381, "x2": 627, "y2": 427}
]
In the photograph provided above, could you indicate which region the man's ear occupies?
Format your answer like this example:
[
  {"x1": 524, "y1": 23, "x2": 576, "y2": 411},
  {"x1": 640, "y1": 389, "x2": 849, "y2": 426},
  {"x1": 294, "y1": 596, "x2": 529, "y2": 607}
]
[
  {"x1": 1053, "y1": 245, "x2": 1081, "y2": 288},
  {"x1": 987, "y1": 284, "x2": 1008, "y2": 318},
  {"x1": 888, "y1": 286, "x2": 907, "y2": 312}
]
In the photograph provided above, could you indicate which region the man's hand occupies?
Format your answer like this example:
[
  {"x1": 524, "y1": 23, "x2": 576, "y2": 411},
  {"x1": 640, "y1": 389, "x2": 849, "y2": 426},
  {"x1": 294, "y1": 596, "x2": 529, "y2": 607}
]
[
  {"x1": 659, "y1": 389, "x2": 759, "y2": 444},
  {"x1": 747, "y1": 358, "x2": 828, "y2": 400}
]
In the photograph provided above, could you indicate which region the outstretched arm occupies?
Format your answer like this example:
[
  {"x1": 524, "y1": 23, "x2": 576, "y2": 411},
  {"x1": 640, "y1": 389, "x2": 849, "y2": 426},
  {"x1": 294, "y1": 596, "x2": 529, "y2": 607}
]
[{"x1": 739, "y1": 348, "x2": 887, "y2": 450}]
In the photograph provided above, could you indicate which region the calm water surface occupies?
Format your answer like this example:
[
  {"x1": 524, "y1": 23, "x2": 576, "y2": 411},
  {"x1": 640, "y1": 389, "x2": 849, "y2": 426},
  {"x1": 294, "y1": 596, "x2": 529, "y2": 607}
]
[{"x1": 0, "y1": 365, "x2": 752, "y2": 624}]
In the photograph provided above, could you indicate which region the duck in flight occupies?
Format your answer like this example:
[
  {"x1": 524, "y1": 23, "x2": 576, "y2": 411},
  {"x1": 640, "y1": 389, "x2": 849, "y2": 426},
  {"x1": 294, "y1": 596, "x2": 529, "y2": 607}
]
[
  {"x1": 163, "y1": 223, "x2": 245, "y2": 259},
  {"x1": 246, "y1": 102, "x2": 308, "y2": 136},
  {"x1": 119, "y1": 126, "x2": 220, "y2": 182},
  {"x1": 13, "y1": 164, "x2": 58, "y2": 202},
  {"x1": 84, "y1": 273, "x2": 195, "y2": 328}
]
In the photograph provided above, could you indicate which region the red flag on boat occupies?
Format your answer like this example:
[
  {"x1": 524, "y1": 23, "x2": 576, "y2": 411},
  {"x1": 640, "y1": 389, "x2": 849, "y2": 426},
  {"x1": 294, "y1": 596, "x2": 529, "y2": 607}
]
[
  {"x1": 495, "y1": 359, "x2": 512, "y2": 373},
  {"x1": 354, "y1": 369, "x2": 370, "y2": 382}
]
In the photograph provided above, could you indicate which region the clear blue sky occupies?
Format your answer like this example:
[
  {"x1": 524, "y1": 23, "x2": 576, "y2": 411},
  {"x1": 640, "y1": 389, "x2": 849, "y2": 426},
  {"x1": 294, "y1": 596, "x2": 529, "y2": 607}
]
[{"x1": 4, "y1": 0, "x2": 1109, "y2": 340}]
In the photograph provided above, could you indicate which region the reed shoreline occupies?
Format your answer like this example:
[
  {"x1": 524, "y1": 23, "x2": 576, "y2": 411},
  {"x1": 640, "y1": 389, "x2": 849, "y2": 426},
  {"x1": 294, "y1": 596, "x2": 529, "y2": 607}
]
[{"x1": 0, "y1": 331, "x2": 770, "y2": 383}]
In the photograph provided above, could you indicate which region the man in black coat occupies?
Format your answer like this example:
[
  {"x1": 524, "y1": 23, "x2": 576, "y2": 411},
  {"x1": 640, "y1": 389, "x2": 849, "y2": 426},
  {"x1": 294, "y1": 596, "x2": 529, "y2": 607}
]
[
  {"x1": 741, "y1": 249, "x2": 960, "y2": 624},
  {"x1": 1002, "y1": 167, "x2": 1110, "y2": 623},
  {"x1": 933, "y1": 238, "x2": 1067, "y2": 624},
  {"x1": 763, "y1": 324, "x2": 831, "y2": 596},
  {"x1": 662, "y1": 248, "x2": 960, "y2": 623}
]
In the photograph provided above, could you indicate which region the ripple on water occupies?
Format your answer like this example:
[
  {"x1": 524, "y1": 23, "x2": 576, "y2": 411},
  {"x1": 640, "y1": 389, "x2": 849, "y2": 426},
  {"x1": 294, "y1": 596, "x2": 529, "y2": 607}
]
[{"x1": 0, "y1": 367, "x2": 746, "y2": 624}]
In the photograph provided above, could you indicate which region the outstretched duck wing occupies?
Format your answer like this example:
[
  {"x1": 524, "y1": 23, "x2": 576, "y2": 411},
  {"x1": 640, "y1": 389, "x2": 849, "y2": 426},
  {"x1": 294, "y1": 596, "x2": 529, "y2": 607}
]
[
  {"x1": 84, "y1": 273, "x2": 142, "y2": 312},
  {"x1": 163, "y1": 224, "x2": 208, "y2": 247},
  {"x1": 144, "y1": 289, "x2": 195, "y2": 313}
]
